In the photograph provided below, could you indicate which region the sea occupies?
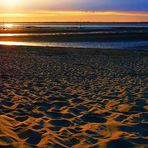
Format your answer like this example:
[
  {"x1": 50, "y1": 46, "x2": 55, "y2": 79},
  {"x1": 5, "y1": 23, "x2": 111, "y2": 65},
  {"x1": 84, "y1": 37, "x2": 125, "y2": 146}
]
[{"x1": 0, "y1": 22, "x2": 148, "y2": 50}]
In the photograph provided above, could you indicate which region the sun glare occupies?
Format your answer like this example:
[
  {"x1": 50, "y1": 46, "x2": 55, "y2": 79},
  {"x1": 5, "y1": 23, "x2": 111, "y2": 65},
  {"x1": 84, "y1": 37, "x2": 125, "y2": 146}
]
[
  {"x1": 4, "y1": 24, "x2": 14, "y2": 28},
  {"x1": 4, "y1": 0, "x2": 19, "y2": 4},
  {"x1": 3, "y1": 0, "x2": 20, "y2": 8}
]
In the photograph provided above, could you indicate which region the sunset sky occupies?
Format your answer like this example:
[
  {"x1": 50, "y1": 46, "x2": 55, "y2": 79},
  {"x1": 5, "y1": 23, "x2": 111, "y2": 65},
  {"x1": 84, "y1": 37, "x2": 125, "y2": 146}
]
[{"x1": 0, "y1": 0, "x2": 148, "y2": 22}]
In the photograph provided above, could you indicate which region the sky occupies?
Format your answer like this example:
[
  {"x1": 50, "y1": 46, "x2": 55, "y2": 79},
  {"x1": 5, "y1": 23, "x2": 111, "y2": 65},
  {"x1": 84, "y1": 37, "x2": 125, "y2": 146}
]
[{"x1": 0, "y1": 0, "x2": 148, "y2": 22}]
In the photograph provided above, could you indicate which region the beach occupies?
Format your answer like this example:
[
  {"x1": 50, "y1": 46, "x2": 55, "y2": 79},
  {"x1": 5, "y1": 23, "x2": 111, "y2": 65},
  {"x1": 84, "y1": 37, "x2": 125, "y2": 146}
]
[
  {"x1": 0, "y1": 24, "x2": 148, "y2": 51},
  {"x1": 0, "y1": 45, "x2": 148, "y2": 147}
]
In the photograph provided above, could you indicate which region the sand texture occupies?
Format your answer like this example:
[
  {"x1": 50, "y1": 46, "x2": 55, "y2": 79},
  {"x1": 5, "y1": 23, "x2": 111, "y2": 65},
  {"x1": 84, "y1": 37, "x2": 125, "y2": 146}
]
[{"x1": 0, "y1": 46, "x2": 148, "y2": 148}]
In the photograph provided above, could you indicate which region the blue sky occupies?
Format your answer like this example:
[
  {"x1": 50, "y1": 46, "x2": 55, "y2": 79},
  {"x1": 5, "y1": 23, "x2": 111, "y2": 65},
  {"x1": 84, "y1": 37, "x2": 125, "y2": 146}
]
[
  {"x1": 78, "y1": 0, "x2": 148, "y2": 12},
  {"x1": 0, "y1": 0, "x2": 148, "y2": 22},
  {"x1": 1, "y1": 0, "x2": 148, "y2": 12},
  {"x1": 24, "y1": 0, "x2": 148, "y2": 12}
]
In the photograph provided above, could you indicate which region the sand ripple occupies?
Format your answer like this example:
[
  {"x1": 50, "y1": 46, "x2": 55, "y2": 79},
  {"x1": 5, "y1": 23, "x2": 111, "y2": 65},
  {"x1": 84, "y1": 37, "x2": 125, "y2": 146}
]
[{"x1": 0, "y1": 47, "x2": 148, "y2": 147}]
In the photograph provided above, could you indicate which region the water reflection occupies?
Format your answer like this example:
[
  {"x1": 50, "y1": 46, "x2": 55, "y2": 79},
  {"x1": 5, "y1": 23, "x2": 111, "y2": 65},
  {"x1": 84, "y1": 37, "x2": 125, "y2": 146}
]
[
  {"x1": 0, "y1": 34, "x2": 20, "y2": 37},
  {"x1": 0, "y1": 41, "x2": 35, "y2": 46},
  {"x1": 0, "y1": 32, "x2": 104, "y2": 37},
  {"x1": 0, "y1": 30, "x2": 147, "y2": 37},
  {"x1": 0, "y1": 41, "x2": 148, "y2": 50},
  {"x1": 4, "y1": 24, "x2": 14, "y2": 28}
]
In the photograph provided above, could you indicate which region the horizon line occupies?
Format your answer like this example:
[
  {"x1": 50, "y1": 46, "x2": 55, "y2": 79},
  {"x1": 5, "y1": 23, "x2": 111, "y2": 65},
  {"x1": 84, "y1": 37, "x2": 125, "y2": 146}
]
[{"x1": 0, "y1": 21, "x2": 148, "y2": 23}]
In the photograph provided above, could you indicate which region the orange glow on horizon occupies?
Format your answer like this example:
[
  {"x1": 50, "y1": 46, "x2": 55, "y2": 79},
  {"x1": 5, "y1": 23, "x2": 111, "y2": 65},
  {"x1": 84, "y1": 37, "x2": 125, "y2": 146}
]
[{"x1": 0, "y1": 11, "x2": 148, "y2": 22}]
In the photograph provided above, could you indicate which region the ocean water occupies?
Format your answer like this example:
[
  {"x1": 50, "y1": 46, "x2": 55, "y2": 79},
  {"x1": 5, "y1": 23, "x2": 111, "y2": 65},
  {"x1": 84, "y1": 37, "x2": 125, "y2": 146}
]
[
  {"x1": 0, "y1": 40, "x2": 148, "y2": 50},
  {"x1": 0, "y1": 22, "x2": 148, "y2": 28},
  {"x1": 0, "y1": 22, "x2": 148, "y2": 50}
]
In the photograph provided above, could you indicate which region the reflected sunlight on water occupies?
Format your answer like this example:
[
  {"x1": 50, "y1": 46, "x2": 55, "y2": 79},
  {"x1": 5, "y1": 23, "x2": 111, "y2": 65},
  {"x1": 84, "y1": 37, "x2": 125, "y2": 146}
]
[
  {"x1": 0, "y1": 41, "x2": 36, "y2": 46},
  {"x1": 0, "y1": 41, "x2": 148, "y2": 50},
  {"x1": 0, "y1": 34, "x2": 18, "y2": 37},
  {"x1": 4, "y1": 24, "x2": 14, "y2": 28}
]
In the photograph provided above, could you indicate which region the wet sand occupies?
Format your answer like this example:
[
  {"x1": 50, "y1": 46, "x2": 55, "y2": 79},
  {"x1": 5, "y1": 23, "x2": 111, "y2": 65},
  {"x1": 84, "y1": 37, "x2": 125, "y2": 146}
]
[{"x1": 0, "y1": 46, "x2": 148, "y2": 148}]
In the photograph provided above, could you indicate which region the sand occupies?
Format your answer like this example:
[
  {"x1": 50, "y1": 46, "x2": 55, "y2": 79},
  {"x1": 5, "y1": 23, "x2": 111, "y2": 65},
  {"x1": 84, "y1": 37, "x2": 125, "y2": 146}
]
[{"x1": 0, "y1": 46, "x2": 148, "y2": 148}]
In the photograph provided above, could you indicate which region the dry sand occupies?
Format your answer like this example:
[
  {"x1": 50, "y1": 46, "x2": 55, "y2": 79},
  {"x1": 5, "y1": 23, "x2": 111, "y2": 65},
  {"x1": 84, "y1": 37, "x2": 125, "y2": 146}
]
[{"x1": 0, "y1": 46, "x2": 148, "y2": 148}]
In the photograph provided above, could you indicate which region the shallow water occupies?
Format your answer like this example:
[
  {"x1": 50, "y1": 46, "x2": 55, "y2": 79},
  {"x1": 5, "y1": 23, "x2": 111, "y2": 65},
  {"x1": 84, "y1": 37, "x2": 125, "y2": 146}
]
[
  {"x1": 0, "y1": 22, "x2": 148, "y2": 50},
  {"x1": 0, "y1": 29, "x2": 147, "y2": 37},
  {"x1": 0, "y1": 40, "x2": 148, "y2": 50}
]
